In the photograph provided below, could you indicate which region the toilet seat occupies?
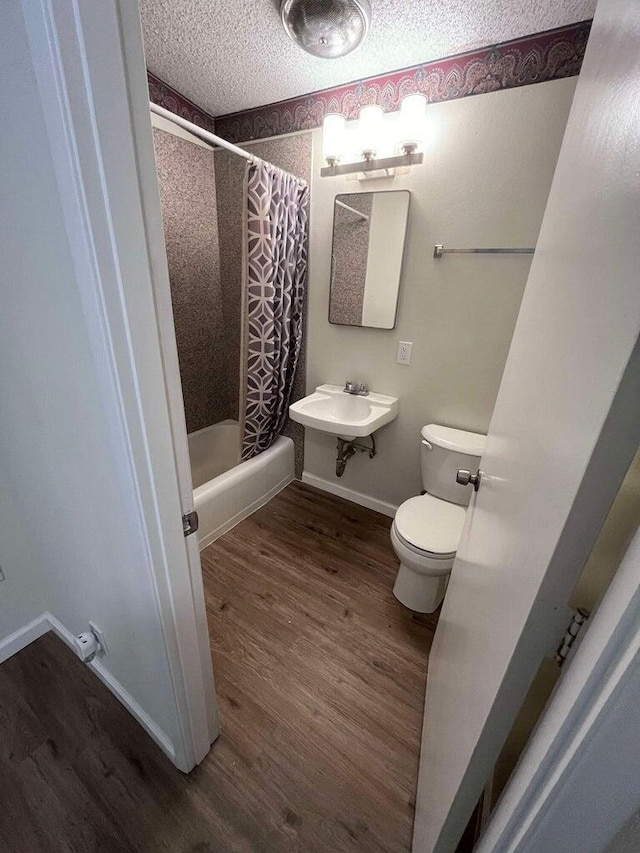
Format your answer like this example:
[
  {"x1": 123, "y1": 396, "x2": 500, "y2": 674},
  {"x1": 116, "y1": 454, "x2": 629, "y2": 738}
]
[
  {"x1": 392, "y1": 526, "x2": 454, "y2": 561},
  {"x1": 393, "y1": 494, "x2": 466, "y2": 558}
]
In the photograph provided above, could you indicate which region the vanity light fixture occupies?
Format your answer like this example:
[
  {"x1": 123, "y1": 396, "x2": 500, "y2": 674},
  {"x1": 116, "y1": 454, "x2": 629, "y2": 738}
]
[{"x1": 320, "y1": 95, "x2": 427, "y2": 179}]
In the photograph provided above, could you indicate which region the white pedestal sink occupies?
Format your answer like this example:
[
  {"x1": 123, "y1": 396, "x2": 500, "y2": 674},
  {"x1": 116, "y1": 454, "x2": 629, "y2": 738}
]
[{"x1": 289, "y1": 384, "x2": 398, "y2": 438}]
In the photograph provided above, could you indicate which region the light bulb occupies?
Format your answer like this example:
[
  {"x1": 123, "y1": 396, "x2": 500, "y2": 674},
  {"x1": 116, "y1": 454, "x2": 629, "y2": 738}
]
[
  {"x1": 358, "y1": 104, "x2": 383, "y2": 159},
  {"x1": 398, "y1": 93, "x2": 428, "y2": 154},
  {"x1": 322, "y1": 114, "x2": 347, "y2": 165}
]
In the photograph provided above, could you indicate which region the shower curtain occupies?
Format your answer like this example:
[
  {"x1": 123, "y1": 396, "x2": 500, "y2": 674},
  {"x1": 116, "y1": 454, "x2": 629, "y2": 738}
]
[{"x1": 241, "y1": 160, "x2": 309, "y2": 460}]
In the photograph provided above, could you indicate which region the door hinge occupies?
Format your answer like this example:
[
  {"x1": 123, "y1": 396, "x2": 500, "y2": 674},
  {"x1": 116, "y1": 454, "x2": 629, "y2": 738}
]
[
  {"x1": 556, "y1": 608, "x2": 590, "y2": 667},
  {"x1": 182, "y1": 510, "x2": 199, "y2": 537}
]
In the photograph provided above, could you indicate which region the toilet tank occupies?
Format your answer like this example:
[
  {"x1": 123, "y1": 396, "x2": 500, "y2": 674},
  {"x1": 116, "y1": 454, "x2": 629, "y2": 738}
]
[{"x1": 420, "y1": 424, "x2": 486, "y2": 506}]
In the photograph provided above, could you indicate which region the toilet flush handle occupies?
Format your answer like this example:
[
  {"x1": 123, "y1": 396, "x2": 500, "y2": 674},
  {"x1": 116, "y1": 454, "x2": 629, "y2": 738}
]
[{"x1": 456, "y1": 468, "x2": 482, "y2": 491}]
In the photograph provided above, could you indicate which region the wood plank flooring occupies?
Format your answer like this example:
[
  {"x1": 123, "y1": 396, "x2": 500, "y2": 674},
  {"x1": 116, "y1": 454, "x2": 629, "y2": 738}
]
[{"x1": 0, "y1": 482, "x2": 434, "y2": 852}]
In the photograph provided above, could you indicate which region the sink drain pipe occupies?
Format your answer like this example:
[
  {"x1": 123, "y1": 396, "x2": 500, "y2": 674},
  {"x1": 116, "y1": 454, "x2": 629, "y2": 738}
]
[{"x1": 335, "y1": 434, "x2": 376, "y2": 477}]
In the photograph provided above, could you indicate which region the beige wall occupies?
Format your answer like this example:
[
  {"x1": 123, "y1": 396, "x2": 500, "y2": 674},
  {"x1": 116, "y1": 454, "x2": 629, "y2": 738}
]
[
  {"x1": 571, "y1": 447, "x2": 640, "y2": 612},
  {"x1": 361, "y1": 191, "x2": 410, "y2": 329},
  {"x1": 304, "y1": 78, "x2": 577, "y2": 510}
]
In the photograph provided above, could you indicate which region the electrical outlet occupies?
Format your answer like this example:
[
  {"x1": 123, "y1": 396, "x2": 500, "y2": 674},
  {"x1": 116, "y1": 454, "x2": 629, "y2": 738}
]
[
  {"x1": 397, "y1": 341, "x2": 413, "y2": 365},
  {"x1": 75, "y1": 631, "x2": 100, "y2": 662},
  {"x1": 74, "y1": 623, "x2": 107, "y2": 663}
]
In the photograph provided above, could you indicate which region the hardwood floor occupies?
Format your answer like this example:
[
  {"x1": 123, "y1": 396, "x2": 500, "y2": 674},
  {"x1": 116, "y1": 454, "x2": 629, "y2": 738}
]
[{"x1": 0, "y1": 483, "x2": 434, "y2": 852}]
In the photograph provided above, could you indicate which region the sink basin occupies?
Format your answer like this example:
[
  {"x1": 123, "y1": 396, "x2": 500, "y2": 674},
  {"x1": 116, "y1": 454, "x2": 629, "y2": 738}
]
[{"x1": 289, "y1": 384, "x2": 398, "y2": 438}]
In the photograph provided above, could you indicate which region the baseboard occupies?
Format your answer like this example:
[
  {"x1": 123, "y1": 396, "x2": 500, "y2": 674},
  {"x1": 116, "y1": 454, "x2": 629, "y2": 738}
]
[
  {"x1": 45, "y1": 613, "x2": 177, "y2": 763},
  {"x1": 301, "y1": 472, "x2": 398, "y2": 518},
  {"x1": 89, "y1": 658, "x2": 176, "y2": 762},
  {"x1": 0, "y1": 612, "x2": 176, "y2": 764},
  {"x1": 0, "y1": 614, "x2": 51, "y2": 664},
  {"x1": 198, "y1": 472, "x2": 295, "y2": 550}
]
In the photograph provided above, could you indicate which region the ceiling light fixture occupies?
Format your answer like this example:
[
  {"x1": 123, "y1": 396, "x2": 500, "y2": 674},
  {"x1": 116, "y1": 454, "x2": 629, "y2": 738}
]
[{"x1": 280, "y1": 0, "x2": 372, "y2": 59}]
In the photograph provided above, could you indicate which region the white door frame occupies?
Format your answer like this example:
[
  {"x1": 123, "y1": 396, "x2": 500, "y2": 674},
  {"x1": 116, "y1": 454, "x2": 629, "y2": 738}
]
[
  {"x1": 479, "y1": 500, "x2": 640, "y2": 852},
  {"x1": 20, "y1": 0, "x2": 218, "y2": 770}
]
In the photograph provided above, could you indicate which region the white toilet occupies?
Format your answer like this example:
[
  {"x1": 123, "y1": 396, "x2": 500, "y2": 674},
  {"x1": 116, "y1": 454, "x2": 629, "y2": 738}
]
[{"x1": 391, "y1": 424, "x2": 486, "y2": 613}]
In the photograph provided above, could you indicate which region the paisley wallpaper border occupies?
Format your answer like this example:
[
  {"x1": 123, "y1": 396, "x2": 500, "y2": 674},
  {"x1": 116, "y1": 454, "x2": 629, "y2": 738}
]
[
  {"x1": 147, "y1": 72, "x2": 216, "y2": 133},
  {"x1": 213, "y1": 20, "x2": 591, "y2": 144},
  {"x1": 148, "y1": 20, "x2": 591, "y2": 144}
]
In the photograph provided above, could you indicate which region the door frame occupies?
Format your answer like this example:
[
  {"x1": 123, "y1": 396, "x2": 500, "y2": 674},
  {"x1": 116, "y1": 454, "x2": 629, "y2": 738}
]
[
  {"x1": 478, "y1": 510, "x2": 640, "y2": 852},
  {"x1": 20, "y1": 0, "x2": 218, "y2": 770}
]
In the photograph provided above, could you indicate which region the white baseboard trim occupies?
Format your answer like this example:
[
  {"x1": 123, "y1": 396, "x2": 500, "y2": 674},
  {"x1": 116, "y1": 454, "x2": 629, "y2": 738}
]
[
  {"x1": 0, "y1": 612, "x2": 176, "y2": 764},
  {"x1": 89, "y1": 658, "x2": 176, "y2": 762},
  {"x1": 0, "y1": 614, "x2": 51, "y2": 664},
  {"x1": 301, "y1": 472, "x2": 398, "y2": 518},
  {"x1": 198, "y1": 473, "x2": 294, "y2": 550}
]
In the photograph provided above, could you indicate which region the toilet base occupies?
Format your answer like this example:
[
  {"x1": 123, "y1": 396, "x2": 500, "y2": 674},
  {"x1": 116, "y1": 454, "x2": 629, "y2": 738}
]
[{"x1": 392, "y1": 563, "x2": 449, "y2": 613}]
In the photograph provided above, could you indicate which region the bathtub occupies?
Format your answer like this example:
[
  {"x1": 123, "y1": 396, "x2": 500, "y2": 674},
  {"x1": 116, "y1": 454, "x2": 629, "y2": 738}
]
[{"x1": 188, "y1": 419, "x2": 294, "y2": 550}]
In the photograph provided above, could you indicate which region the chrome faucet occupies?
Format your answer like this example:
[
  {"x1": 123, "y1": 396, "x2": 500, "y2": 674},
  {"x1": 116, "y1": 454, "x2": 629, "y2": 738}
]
[{"x1": 344, "y1": 380, "x2": 369, "y2": 396}]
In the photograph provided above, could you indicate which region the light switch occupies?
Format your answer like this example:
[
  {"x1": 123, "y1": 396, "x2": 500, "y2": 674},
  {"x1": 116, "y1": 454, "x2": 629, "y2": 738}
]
[{"x1": 397, "y1": 341, "x2": 413, "y2": 365}]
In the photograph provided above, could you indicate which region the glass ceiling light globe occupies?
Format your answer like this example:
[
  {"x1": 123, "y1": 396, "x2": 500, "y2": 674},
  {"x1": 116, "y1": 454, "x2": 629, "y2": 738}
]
[
  {"x1": 358, "y1": 104, "x2": 384, "y2": 159},
  {"x1": 398, "y1": 93, "x2": 428, "y2": 153},
  {"x1": 280, "y1": 0, "x2": 372, "y2": 59},
  {"x1": 322, "y1": 113, "x2": 347, "y2": 165}
]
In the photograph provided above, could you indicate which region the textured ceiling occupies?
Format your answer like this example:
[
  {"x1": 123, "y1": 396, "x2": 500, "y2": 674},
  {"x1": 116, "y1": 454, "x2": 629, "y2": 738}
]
[{"x1": 139, "y1": 0, "x2": 596, "y2": 117}]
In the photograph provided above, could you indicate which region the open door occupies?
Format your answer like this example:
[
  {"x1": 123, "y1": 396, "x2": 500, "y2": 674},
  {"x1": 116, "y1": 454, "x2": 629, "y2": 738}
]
[
  {"x1": 21, "y1": 0, "x2": 219, "y2": 769},
  {"x1": 413, "y1": 0, "x2": 640, "y2": 849},
  {"x1": 117, "y1": 1, "x2": 220, "y2": 753}
]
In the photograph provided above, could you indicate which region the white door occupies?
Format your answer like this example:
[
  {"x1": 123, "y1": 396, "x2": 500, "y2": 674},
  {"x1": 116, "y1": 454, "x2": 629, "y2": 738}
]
[
  {"x1": 116, "y1": 2, "x2": 220, "y2": 754},
  {"x1": 413, "y1": 1, "x2": 640, "y2": 850},
  {"x1": 21, "y1": 0, "x2": 219, "y2": 769}
]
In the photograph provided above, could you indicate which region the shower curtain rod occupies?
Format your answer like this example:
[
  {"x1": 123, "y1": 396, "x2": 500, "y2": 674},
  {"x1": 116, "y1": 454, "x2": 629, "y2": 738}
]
[
  {"x1": 335, "y1": 199, "x2": 370, "y2": 222},
  {"x1": 149, "y1": 102, "x2": 257, "y2": 163}
]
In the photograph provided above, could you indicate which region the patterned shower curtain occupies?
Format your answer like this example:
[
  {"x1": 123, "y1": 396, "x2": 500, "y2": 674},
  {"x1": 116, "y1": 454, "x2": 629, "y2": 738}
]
[{"x1": 241, "y1": 160, "x2": 309, "y2": 460}]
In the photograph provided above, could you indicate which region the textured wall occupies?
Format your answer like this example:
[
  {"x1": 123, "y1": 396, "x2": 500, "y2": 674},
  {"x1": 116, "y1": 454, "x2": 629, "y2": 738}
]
[
  {"x1": 215, "y1": 133, "x2": 312, "y2": 476},
  {"x1": 152, "y1": 127, "x2": 231, "y2": 433},
  {"x1": 329, "y1": 193, "x2": 372, "y2": 326}
]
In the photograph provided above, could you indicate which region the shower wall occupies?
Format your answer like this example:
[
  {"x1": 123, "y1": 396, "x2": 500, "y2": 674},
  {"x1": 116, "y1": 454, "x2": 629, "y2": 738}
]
[
  {"x1": 152, "y1": 123, "x2": 311, "y2": 471},
  {"x1": 214, "y1": 133, "x2": 312, "y2": 476},
  {"x1": 329, "y1": 192, "x2": 373, "y2": 326},
  {"x1": 152, "y1": 127, "x2": 233, "y2": 433}
]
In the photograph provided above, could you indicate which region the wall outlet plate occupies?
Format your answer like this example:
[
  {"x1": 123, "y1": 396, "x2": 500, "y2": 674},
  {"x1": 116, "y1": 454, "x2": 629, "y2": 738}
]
[
  {"x1": 397, "y1": 341, "x2": 413, "y2": 365},
  {"x1": 89, "y1": 621, "x2": 108, "y2": 655}
]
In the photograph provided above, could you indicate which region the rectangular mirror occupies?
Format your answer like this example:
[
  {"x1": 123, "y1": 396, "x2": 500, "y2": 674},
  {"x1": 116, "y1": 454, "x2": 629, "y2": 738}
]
[{"x1": 329, "y1": 190, "x2": 410, "y2": 329}]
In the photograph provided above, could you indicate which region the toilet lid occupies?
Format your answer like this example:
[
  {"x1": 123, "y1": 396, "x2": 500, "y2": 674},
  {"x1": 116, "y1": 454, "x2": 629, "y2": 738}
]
[{"x1": 394, "y1": 494, "x2": 467, "y2": 556}]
